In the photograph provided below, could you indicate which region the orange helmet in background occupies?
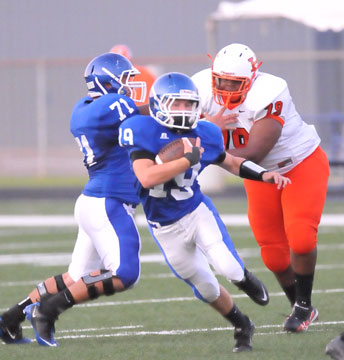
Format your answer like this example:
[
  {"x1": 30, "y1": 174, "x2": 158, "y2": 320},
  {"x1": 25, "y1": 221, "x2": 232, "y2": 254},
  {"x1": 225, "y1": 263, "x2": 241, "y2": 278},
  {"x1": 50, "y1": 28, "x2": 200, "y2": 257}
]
[
  {"x1": 109, "y1": 44, "x2": 157, "y2": 105},
  {"x1": 109, "y1": 44, "x2": 133, "y2": 60}
]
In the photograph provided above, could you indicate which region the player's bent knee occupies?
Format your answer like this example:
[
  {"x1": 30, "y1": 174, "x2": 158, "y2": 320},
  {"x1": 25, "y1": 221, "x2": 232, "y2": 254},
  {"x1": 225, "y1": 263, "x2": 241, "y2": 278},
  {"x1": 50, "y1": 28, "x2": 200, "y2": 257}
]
[
  {"x1": 115, "y1": 263, "x2": 140, "y2": 288},
  {"x1": 222, "y1": 264, "x2": 244, "y2": 282},
  {"x1": 192, "y1": 281, "x2": 220, "y2": 303},
  {"x1": 291, "y1": 236, "x2": 316, "y2": 254},
  {"x1": 211, "y1": 257, "x2": 244, "y2": 282},
  {"x1": 36, "y1": 274, "x2": 68, "y2": 297},
  {"x1": 121, "y1": 268, "x2": 140, "y2": 288},
  {"x1": 291, "y1": 241, "x2": 317, "y2": 254},
  {"x1": 287, "y1": 221, "x2": 318, "y2": 254},
  {"x1": 261, "y1": 246, "x2": 290, "y2": 272},
  {"x1": 82, "y1": 269, "x2": 116, "y2": 299},
  {"x1": 123, "y1": 275, "x2": 139, "y2": 289}
]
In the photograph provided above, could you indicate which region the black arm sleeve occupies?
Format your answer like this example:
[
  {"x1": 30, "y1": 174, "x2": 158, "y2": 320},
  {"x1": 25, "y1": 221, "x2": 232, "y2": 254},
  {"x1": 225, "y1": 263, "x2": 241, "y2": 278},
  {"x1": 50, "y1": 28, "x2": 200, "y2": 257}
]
[
  {"x1": 130, "y1": 150, "x2": 156, "y2": 162},
  {"x1": 213, "y1": 151, "x2": 226, "y2": 164}
]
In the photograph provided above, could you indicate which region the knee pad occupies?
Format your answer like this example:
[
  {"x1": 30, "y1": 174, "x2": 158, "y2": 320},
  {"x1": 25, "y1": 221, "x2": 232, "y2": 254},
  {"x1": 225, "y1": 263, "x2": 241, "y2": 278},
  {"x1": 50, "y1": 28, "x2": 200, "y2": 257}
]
[
  {"x1": 215, "y1": 262, "x2": 244, "y2": 282},
  {"x1": 191, "y1": 281, "x2": 220, "y2": 303},
  {"x1": 287, "y1": 222, "x2": 317, "y2": 254},
  {"x1": 261, "y1": 245, "x2": 290, "y2": 273},
  {"x1": 82, "y1": 270, "x2": 116, "y2": 299}
]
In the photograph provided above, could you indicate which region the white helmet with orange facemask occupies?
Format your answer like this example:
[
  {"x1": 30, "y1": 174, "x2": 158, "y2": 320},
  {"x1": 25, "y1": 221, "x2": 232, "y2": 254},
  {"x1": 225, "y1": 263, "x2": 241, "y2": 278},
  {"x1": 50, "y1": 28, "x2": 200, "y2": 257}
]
[{"x1": 211, "y1": 43, "x2": 262, "y2": 110}]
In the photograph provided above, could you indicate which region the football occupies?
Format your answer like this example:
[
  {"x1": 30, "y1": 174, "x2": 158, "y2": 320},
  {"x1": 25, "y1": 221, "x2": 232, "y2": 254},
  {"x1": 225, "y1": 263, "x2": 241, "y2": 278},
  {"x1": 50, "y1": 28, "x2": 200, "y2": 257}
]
[{"x1": 155, "y1": 137, "x2": 197, "y2": 164}]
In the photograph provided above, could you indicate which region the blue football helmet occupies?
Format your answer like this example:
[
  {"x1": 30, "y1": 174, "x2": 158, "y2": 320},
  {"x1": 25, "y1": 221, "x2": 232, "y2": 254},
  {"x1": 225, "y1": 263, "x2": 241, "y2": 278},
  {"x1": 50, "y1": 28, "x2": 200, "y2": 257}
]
[
  {"x1": 149, "y1": 72, "x2": 201, "y2": 131},
  {"x1": 84, "y1": 53, "x2": 146, "y2": 102}
]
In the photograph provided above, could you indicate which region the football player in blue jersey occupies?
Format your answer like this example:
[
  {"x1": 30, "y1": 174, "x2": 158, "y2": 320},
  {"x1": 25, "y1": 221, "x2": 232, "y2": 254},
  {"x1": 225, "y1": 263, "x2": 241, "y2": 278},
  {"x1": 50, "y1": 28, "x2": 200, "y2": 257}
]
[
  {"x1": 119, "y1": 72, "x2": 291, "y2": 353},
  {"x1": 0, "y1": 53, "x2": 147, "y2": 347}
]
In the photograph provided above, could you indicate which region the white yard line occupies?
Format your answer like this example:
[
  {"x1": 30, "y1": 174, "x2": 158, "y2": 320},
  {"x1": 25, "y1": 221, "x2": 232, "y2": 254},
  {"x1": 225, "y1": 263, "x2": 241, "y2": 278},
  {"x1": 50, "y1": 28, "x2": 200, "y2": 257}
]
[
  {"x1": 13, "y1": 320, "x2": 344, "y2": 342},
  {"x1": 0, "y1": 214, "x2": 342, "y2": 227},
  {"x1": 56, "y1": 325, "x2": 144, "y2": 333},
  {"x1": 1, "y1": 248, "x2": 344, "y2": 267},
  {"x1": 70, "y1": 288, "x2": 344, "y2": 308},
  {"x1": 0, "y1": 253, "x2": 165, "y2": 266},
  {"x1": 1, "y1": 263, "x2": 344, "y2": 288}
]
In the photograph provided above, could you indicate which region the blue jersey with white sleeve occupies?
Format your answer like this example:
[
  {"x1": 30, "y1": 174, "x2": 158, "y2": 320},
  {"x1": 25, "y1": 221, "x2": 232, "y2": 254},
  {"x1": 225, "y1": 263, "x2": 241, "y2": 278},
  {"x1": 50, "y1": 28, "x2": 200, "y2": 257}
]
[
  {"x1": 119, "y1": 115, "x2": 225, "y2": 224},
  {"x1": 70, "y1": 93, "x2": 140, "y2": 204}
]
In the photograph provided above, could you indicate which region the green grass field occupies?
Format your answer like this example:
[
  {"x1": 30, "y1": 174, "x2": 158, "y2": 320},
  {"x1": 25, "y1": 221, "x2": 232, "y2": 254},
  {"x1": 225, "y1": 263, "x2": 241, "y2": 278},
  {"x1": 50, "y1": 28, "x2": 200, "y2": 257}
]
[{"x1": 0, "y1": 196, "x2": 343, "y2": 360}]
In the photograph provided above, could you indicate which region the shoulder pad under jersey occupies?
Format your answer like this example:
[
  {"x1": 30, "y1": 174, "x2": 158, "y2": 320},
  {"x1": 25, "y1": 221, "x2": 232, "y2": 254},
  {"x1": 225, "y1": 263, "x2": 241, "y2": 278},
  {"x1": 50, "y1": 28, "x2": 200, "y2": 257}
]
[
  {"x1": 245, "y1": 73, "x2": 287, "y2": 112},
  {"x1": 120, "y1": 115, "x2": 161, "y2": 154},
  {"x1": 191, "y1": 68, "x2": 213, "y2": 112},
  {"x1": 191, "y1": 68, "x2": 212, "y2": 88}
]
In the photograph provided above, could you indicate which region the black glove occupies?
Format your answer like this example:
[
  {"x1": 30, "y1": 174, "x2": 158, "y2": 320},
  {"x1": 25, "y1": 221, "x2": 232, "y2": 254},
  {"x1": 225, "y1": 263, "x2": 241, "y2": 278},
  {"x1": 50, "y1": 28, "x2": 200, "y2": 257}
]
[{"x1": 183, "y1": 147, "x2": 201, "y2": 166}]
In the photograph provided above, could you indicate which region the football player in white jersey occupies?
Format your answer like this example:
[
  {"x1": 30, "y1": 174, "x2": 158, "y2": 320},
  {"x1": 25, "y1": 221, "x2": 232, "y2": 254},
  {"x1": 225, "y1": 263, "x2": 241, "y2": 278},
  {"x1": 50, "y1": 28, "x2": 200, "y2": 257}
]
[
  {"x1": 120, "y1": 72, "x2": 290, "y2": 352},
  {"x1": 0, "y1": 53, "x2": 147, "y2": 346},
  {"x1": 192, "y1": 43, "x2": 330, "y2": 333}
]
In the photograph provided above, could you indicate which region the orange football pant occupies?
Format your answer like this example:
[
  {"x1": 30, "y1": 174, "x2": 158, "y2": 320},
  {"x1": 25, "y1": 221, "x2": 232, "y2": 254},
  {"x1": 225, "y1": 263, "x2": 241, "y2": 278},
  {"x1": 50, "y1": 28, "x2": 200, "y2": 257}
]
[{"x1": 243, "y1": 146, "x2": 329, "y2": 273}]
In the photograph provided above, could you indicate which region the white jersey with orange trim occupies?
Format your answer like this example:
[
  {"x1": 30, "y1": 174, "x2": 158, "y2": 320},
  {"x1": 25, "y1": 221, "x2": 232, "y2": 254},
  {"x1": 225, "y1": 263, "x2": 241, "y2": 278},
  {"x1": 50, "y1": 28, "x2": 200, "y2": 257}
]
[{"x1": 192, "y1": 68, "x2": 320, "y2": 174}]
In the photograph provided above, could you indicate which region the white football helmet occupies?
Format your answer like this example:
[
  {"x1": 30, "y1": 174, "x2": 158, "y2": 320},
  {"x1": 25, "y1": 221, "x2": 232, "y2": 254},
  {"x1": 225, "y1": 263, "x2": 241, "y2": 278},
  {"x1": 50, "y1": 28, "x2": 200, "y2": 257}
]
[{"x1": 212, "y1": 43, "x2": 262, "y2": 109}]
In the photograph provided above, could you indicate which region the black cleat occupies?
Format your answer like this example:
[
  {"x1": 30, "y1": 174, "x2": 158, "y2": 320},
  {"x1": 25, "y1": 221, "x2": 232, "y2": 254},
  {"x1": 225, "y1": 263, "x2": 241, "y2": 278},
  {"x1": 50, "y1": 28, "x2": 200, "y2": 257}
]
[
  {"x1": 283, "y1": 303, "x2": 318, "y2": 332},
  {"x1": 0, "y1": 316, "x2": 31, "y2": 344},
  {"x1": 233, "y1": 268, "x2": 269, "y2": 306},
  {"x1": 325, "y1": 333, "x2": 344, "y2": 360},
  {"x1": 25, "y1": 303, "x2": 58, "y2": 347},
  {"x1": 233, "y1": 318, "x2": 255, "y2": 353}
]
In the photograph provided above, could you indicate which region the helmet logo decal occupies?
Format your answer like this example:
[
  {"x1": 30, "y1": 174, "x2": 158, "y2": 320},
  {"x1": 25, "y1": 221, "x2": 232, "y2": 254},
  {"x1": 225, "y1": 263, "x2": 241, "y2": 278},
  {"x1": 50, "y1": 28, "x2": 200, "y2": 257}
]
[
  {"x1": 248, "y1": 57, "x2": 258, "y2": 73},
  {"x1": 86, "y1": 81, "x2": 95, "y2": 90},
  {"x1": 179, "y1": 89, "x2": 195, "y2": 95}
]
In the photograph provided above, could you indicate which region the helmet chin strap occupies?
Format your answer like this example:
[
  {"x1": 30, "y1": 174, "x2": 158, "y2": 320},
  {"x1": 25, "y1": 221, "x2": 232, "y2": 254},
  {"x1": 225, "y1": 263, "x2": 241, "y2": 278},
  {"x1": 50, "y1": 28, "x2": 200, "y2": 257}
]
[
  {"x1": 226, "y1": 95, "x2": 245, "y2": 110},
  {"x1": 229, "y1": 94, "x2": 244, "y2": 107},
  {"x1": 156, "y1": 110, "x2": 165, "y2": 121}
]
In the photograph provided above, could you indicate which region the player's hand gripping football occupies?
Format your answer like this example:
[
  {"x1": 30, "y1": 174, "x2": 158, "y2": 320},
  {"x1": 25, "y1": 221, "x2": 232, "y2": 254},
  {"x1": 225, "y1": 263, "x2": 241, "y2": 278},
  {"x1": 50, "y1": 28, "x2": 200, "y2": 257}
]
[
  {"x1": 204, "y1": 107, "x2": 238, "y2": 130},
  {"x1": 261, "y1": 171, "x2": 291, "y2": 190},
  {"x1": 183, "y1": 137, "x2": 204, "y2": 166}
]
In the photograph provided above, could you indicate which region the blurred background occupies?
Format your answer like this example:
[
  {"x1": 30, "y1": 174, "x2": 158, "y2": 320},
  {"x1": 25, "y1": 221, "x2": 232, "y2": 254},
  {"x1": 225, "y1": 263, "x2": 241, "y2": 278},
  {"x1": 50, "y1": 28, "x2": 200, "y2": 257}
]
[{"x1": 1, "y1": 0, "x2": 343, "y2": 195}]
